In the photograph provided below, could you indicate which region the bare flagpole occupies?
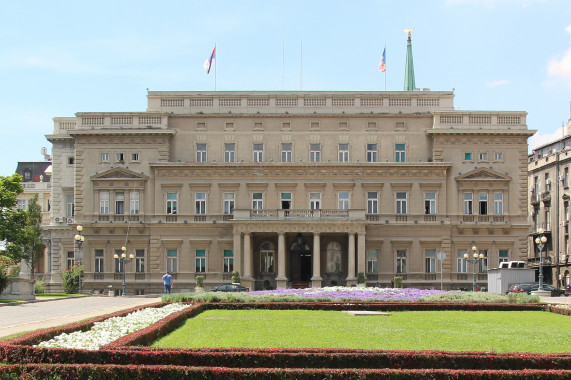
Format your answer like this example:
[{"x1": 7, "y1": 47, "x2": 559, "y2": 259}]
[{"x1": 300, "y1": 42, "x2": 303, "y2": 90}]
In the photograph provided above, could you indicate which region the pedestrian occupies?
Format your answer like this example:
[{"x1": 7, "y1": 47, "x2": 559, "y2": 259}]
[{"x1": 162, "y1": 271, "x2": 173, "y2": 294}]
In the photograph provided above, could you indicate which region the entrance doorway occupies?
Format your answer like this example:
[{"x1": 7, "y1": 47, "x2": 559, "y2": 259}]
[{"x1": 290, "y1": 233, "x2": 311, "y2": 282}]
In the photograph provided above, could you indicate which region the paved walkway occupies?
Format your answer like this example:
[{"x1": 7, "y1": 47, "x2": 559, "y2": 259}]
[{"x1": 0, "y1": 295, "x2": 162, "y2": 338}]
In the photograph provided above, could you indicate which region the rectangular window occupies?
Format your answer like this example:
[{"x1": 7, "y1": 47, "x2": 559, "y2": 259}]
[
  {"x1": 565, "y1": 167, "x2": 569, "y2": 188},
  {"x1": 310, "y1": 193, "x2": 321, "y2": 210},
  {"x1": 425, "y1": 192, "x2": 436, "y2": 214},
  {"x1": 309, "y1": 143, "x2": 321, "y2": 162},
  {"x1": 545, "y1": 173, "x2": 551, "y2": 191},
  {"x1": 116, "y1": 153, "x2": 124, "y2": 162},
  {"x1": 281, "y1": 143, "x2": 292, "y2": 162},
  {"x1": 545, "y1": 209, "x2": 551, "y2": 231},
  {"x1": 281, "y1": 192, "x2": 292, "y2": 210},
  {"x1": 101, "y1": 153, "x2": 109, "y2": 162},
  {"x1": 167, "y1": 249, "x2": 178, "y2": 273},
  {"x1": 135, "y1": 249, "x2": 145, "y2": 273},
  {"x1": 366, "y1": 144, "x2": 378, "y2": 162},
  {"x1": 166, "y1": 193, "x2": 178, "y2": 214},
  {"x1": 223, "y1": 193, "x2": 235, "y2": 214},
  {"x1": 479, "y1": 152, "x2": 488, "y2": 161},
  {"x1": 223, "y1": 250, "x2": 234, "y2": 273},
  {"x1": 499, "y1": 249, "x2": 509, "y2": 265},
  {"x1": 260, "y1": 251, "x2": 274, "y2": 273},
  {"x1": 224, "y1": 143, "x2": 235, "y2": 162},
  {"x1": 114, "y1": 249, "x2": 124, "y2": 273},
  {"x1": 195, "y1": 192, "x2": 206, "y2": 214},
  {"x1": 17, "y1": 199, "x2": 26, "y2": 210},
  {"x1": 94, "y1": 249, "x2": 104, "y2": 273},
  {"x1": 367, "y1": 249, "x2": 378, "y2": 274},
  {"x1": 479, "y1": 193, "x2": 488, "y2": 215},
  {"x1": 367, "y1": 192, "x2": 378, "y2": 214},
  {"x1": 130, "y1": 192, "x2": 140, "y2": 215},
  {"x1": 338, "y1": 143, "x2": 349, "y2": 162},
  {"x1": 464, "y1": 193, "x2": 473, "y2": 215},
  {"x1": 66, "y1": 195, "x2": 74, "y2": 217},
  {"x1": 67, "y1": 251, "x2": 75, "y2": 269},
  {"x1": 396, "y1": 249, "x2": 407, "y2": 273},
  {"x1": 396, "y1": 192, "x2": 407, "y2": 214},
  {"x1": 252, "y1": 193, "x2": 263, "y2": 209},
  {"x1": 494, "y1": 152, "x2": 503, "y2": 161},
  {"x1": 196, "y1": 143, "x2": 207, "y2": 162},
  {"x1": 464, "y1": 152, "x2": 472, "y2": 161},
  {"x1": 99, "y1": 192, "x2": 110, "y2": 214},
  {"x1": 195, "y1": 249, "x2": 206, "y2": 273},
  {"x1": 253, "y1": 143, "x2": 264, "y2": 162},
  {"x1": 115, "y1": 192, "x2": 125, "y2": 215},
  {"x1": 457, "y1": 249, "x2": 468, "y2": 273},
  {"x1": 395, "y1": 143, "x2": 406, "y2": 162},
  {"x1": 338, "y1": 192, "x2": 350, "y2": 210},
  {"x1": 494, "y1": 193, "x2": 503, "y2": 215},
  {"x1": 478, "y1": 250, "x2": 488, "y2": 273},
  {"x1": 131, "y1": 153, "x2": 139, "y2": 161},
  {"x1": 425, "y1": 249, "x2": 436, "y2": 273}
]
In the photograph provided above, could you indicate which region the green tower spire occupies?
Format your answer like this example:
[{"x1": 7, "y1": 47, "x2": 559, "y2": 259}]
[{"x1": 403, "y1": 28, "x2": 416, "y2": 91}]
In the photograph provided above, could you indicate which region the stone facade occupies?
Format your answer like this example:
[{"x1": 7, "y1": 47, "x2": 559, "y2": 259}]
[
  {"x1": 44, "y1": 90, "x2": 533, "y2": 294},
  {"x1": 528, "y1": 118, "x2": 571, "y2": 289}
]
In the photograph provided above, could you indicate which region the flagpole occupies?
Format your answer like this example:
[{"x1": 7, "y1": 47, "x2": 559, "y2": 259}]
[
  {"x1": 384, "y1": 44, "x2": 386, "y2": 91},
  {"x1": 300, "y1": 42, "x2": 303, "y2": 91},
  {"x1": 214, "y1": 43, "x2": 217, "y2": 91}
]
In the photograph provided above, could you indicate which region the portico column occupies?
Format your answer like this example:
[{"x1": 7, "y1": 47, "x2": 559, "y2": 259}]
[
  {"x1": 357, "y1": 232, "x2": 366, "y2": 275},
  {"x1": 311, "y1": 232, "x2": 322, "y2": 287},
  {"x1": 243, "y1": 233, "x2": 252, "y2": 278},
  {"x1": 276, "y1": 232, "x2": 288, "y2": 288},
  {"x1": 346, "y1": 232, "x2": 356, "y2": 284},
  {"x1": 233, "y1": 232, "x2": 241, "y2": 274}
]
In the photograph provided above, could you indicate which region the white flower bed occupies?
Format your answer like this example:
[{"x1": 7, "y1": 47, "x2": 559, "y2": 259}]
[
  {"x1": 550, "y1": 304, "x2": 571, "y2": 310},
  {"x1": 37, "y1": 303, "x2": 188, "y2": 350}
]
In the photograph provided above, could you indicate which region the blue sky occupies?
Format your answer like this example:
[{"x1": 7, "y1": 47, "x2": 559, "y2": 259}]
[{"x1": 0, "y1": 0, "x2": 570, "y2": 176}]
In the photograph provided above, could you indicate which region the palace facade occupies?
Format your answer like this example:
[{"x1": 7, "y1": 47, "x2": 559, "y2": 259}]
[{"x1": 44, "y1": 90, "x2": 533, "y2": 293}]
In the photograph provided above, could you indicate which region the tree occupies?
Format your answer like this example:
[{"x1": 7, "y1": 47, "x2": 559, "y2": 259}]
[
  {"x1": 22, "y1": 195, "x2": 44, "y2": 279},
  {"x1": 0, "y1": 174, "x2": 26, "y2": 262}
]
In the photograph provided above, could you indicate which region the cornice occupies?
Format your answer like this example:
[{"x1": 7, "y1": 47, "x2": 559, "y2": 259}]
[
  {"x1": 427, "y1": 129, "x2": 535, "y2": 137},
  {"x1": 69, "y1": 129, "x2": 176, "y2": 137}
]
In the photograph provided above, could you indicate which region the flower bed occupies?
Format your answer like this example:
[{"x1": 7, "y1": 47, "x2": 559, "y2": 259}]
[
  {"x1": 37, "y1": 303, "x2": 188, "y2": 350},
  {"x1": 0, "y1": 364, "x2": 570, "y2": 379},
  {"x1": 549, "y1": 304, "x2": 571, "y2": 316}
]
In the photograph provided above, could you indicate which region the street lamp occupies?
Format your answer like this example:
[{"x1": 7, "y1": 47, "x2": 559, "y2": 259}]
[
  {"x1": 74, "y1": 225, "x2": 85, "y2": 293},
  {"x1": 114, "y1": 246, "x2": 134, "y2": 296},
  {"x1": 464, "y1": 245, "x2": 485, "y2": 292},
  {"x1": 535, "y1": 228, "x2": 548, "y2": 291}
]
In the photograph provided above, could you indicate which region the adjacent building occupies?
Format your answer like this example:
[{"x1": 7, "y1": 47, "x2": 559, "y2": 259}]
[
  {"x1": 42, "y1": 88, "x2": 533, "y2": 294},
  {"x1": 528, "y1": 118, "x2": 571, "y2": 289}
]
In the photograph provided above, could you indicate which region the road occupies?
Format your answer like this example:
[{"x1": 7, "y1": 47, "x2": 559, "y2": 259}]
[{"x1": 0, "y1": 296, "x2": 162, "y2": 338}]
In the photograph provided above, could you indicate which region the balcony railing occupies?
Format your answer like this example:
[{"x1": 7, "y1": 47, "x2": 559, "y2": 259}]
[{"x1": 233, "y1": 209, "x2": 365, "y2": 221}]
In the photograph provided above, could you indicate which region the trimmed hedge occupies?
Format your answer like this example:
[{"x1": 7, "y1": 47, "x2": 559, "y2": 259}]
[
  {"x1": 549, "y1": 305, "x2": 571, "y2": 316},
  {"x1": 0, "y1": 364, "x2": 570, "y2": 380}
]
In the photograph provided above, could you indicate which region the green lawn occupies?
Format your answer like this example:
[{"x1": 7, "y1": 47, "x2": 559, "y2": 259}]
[{"x1": 152, "y1": 310, "x2": 571, "y2": 353}]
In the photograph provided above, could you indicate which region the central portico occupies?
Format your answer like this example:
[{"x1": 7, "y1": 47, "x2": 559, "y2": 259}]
[{"x1": 232, "y1": 209, "x2": 367, "y2": 289}]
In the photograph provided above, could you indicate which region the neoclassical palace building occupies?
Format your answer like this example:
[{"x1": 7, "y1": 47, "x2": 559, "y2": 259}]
[{"x1": 43, "y1": 89, "x2": 533, "y2": 293}]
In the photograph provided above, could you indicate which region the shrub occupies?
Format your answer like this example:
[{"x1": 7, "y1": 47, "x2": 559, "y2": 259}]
[
  {"x1": 34, "y1": 278, "x2": 46, "y2": 294},
  {"x1": 394, "y1": 276, "x2": 403, "y2": 288},
  {"x1": 61, "y1": 265, "x2": 83, "y2": 294},
  {"x1": 0, "y1": 263, "x2": 9, "y2": 294},
  {"x1": 195, "y1": 275, "x2": 204, "y2": 288},
  {"x1": 231, "y1": 270, "x2": 240, "y2": 284},
  {"x1": 356, "y1": 272, "x2": 366, "y2": 284}
]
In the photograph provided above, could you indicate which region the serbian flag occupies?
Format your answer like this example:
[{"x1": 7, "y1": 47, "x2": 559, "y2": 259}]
[
  {"x1": 204, "y1": 46, "x2": 216, "y2": 74},
  {"x1": 379, "y1": 47, "x2": 386, "y2": 73}
]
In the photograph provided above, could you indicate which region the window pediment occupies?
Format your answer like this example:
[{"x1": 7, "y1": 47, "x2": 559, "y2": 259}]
[
  {"x1": 455, "y1": 168, "x2": 511, "y2": 181},
  {"x1": 91, "y1": 168, "x2": 148, "y2": 181}
]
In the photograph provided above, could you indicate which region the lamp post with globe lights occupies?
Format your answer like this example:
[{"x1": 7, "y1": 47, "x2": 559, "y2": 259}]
[
  {"x1": 74, "y1": 225, "x2": 85, "y2": 293},
  {"x1": 535, "y1": 228, "x2": 548, "y2": 292},
  {"x1": 464, "y1": 245, "x2": 485, "y2": 292},
  {"x1": 114, "y1": 246, "x2": 134, "y2": 296}
]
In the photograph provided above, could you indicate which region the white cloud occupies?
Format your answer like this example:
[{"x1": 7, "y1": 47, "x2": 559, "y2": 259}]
[
  {"x1": 529, "y1": 125, "x2": 567, "y2": 151},
  {"x1": 485, "y1": 79, "x2": 510, "y2": 88},
  {"x1": 546, "y1": 25, "x2": 571, "y2": 85}
]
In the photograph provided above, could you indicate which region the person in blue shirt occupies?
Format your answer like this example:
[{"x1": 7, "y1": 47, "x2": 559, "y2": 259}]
[{"x1": 162, "y1": 271, "x2": 173, "y2": 294}]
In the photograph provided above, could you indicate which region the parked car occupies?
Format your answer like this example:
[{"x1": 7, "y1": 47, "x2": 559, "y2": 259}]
[
  {"x1": 509, "y1": 283, "x2": 565, "y2": 297},
  {"x1": 507, "y1": 283, "x2": 534, "y2": 294},
  {"x1": 565, "y1": 284, "x2": 571, "y2": 296},
  {"x1": 210, "y1": 284, "x2": 249, "y2": 292},
  {"x1": 528, "y1": 284, "x2": 566, "y2": 297}
]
